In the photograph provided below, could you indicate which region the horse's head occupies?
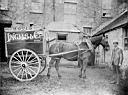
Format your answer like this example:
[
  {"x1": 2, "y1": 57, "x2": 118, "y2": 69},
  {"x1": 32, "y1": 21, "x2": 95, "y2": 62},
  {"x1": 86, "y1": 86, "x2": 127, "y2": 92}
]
[
  {"x1": 100, "y1": 35, "x2": 110, "y2": 51},
  {"x1": 91, "y1": 35, "x2": 110, "y2": 50}
]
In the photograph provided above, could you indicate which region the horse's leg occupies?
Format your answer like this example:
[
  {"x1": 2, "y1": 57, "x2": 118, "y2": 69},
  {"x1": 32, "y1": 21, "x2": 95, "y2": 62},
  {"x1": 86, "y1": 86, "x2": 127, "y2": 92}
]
[
  {"x1": 55, "y1": 58, "x2": 61, "y2": 78},
  {"x1": 78, "y1": 58, "x2": 81, "y2": 68},
  {"x1": 78, "y1": 59, "x2": 83, "y2": 78},
  {"x1": 47, "y1": 57, "x2": 56, "y2": 78},
  {"x1": 82, "y1": 59, "x2": 88, "y2": 79}
]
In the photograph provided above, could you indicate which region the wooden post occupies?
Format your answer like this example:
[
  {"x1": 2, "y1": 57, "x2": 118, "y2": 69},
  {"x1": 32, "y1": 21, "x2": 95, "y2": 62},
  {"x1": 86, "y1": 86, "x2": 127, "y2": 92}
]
[
  {"x1": 43, "y1": 0, "x2": 46, "y2": 54},
  {"x1": 43, "y1": 0, "x2": 46, "y2": 26}
]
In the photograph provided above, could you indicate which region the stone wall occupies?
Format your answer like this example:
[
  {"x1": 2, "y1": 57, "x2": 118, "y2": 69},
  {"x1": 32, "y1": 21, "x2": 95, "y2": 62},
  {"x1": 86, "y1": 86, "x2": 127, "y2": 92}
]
[
  {"x1": 105, "y1": 28, "x2": 123, "y2": 63},
  {"x1": 4, "y1": 0, "x2": 127, "y2": 31},
  {"x1": 76, "y1": 0, "x2": 102, "y2": 29},
  {"x1": 5, "y1": 0, "x2": 103, "y2": 30},
  {"x1": 105, "y1": 28, "x2": 128, "y2": 70}
]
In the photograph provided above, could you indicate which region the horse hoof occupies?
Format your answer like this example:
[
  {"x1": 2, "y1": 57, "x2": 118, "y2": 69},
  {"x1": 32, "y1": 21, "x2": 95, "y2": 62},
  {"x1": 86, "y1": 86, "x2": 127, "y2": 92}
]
[
  {"x1": 83, "y1": 76, "x2": 86, "y2": 79},
  {"x1": 58, "y1": 75, "x2": 62, "y2": 79},
  {"x1": 47, "y1": 74, "x2": 50, "y2": 79},
  {"x1": 79, "y1": 75, "x2": 82, "y2": 78}
]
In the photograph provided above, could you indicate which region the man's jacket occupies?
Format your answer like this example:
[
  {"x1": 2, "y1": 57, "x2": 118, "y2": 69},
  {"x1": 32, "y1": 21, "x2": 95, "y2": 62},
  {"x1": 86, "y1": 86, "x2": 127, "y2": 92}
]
[{"x1": 111, "y1": 47, "x2": 124, "y2": 65}]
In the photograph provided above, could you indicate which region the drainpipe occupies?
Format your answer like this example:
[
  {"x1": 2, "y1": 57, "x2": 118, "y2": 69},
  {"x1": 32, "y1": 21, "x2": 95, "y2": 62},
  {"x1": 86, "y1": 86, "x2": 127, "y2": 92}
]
[
  {"x1": 53, "y1": 0, "x2": 55, "y2": 21},
  {"x1": 104, "y1": 48, "x2": 105, "y2": 63}
]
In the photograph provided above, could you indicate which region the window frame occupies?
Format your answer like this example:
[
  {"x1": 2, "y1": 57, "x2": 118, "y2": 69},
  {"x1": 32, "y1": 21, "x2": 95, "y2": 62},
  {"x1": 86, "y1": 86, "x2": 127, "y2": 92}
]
[{"x1": 123, "y1": 27, "x2": 128, "y2": 50}]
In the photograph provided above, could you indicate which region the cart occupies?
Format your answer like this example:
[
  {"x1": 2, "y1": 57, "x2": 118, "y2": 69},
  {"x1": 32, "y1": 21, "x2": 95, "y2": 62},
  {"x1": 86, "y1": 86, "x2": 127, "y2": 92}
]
[{"x1": 5, "y1": 28, "x2": 47, "y2": 81}]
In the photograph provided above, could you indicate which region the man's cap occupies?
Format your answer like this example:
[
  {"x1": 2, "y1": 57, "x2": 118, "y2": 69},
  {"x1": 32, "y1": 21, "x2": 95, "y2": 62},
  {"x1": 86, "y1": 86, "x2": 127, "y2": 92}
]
[{"x1": 113, "y1": 40, "x2": 118, "y2": 44}]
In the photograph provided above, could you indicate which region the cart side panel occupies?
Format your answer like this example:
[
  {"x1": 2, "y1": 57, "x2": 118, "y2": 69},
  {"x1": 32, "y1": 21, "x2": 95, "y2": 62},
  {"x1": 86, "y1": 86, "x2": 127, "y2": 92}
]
[
  {"x1": 5, "y1": 30, "x2": 44, "y2": 56},
  {"x1": 7, "y1": 42, "x2": 43, "y2": 55}
]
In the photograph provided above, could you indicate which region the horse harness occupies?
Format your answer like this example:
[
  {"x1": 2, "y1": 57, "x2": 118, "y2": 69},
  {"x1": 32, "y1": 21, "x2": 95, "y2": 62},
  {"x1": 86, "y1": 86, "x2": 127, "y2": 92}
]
[
  {"x1": 53, "y1": 40, "x2": 93, "y2": 60},
  {"x1": 66, "y1": 39, "x2": 94, "y2": 60}
]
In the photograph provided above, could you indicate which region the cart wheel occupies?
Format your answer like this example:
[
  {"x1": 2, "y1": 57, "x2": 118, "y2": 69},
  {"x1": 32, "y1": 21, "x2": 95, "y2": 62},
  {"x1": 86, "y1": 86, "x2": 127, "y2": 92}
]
[
  {"x1": 39, "y1": 57, "x2": 47, "y2": 74},
  {"x1": 9, "y1": 49, "x2": 41, "y2": 81}
]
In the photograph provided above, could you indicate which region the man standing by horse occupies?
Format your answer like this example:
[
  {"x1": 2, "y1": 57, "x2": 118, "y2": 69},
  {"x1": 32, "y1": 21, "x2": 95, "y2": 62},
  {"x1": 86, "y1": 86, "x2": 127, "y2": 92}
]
[{"x1": 111, "y1": 40, "x2": 124, "y2": 84}]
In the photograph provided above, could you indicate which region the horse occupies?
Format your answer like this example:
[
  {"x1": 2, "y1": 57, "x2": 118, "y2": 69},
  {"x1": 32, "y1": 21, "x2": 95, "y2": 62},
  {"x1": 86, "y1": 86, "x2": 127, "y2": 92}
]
[
  {"x1": 47, "y1": 35, "x2": 109, "y2": 79},
  {"x1": 84, "y1": 35, "x2": 109, "y2": 66}
]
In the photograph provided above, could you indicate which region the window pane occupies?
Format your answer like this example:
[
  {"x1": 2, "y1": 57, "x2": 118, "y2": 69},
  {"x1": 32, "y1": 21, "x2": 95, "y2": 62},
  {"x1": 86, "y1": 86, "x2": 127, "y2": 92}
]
[
  {"x1": 32, "y1": 0, "x2": 41, "y2": 3},
  {"x1": 124, "y1": 27, "x2": 128, "y2": 37},
  {"x1": 124, "y1": 38, "x2": 128, "y2": 43},
  {"x1": 64, "y1": 2, "x2": 77, "y2": 14},
  {"x1": 124, "y1": 44, "x2": 128, "y2": 50},
  {"x1": 102, "y1": 0, "x2": 112, "y2": 9},
  {"x1": 64, "y1": 14, "x2": 76, "y2": 24},
  {"x1": 30, "y1": 2, "x2": 43, "y2": 13},
  {"x1": 0, "y1": 0, "x2": 8, "y2": 10}
]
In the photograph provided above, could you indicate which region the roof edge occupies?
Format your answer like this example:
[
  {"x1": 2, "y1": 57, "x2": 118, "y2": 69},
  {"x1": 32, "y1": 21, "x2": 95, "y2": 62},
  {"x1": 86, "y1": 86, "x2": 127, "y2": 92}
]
[{"x1": 92, "y1": 9, "x2": 128, "y2": 36}]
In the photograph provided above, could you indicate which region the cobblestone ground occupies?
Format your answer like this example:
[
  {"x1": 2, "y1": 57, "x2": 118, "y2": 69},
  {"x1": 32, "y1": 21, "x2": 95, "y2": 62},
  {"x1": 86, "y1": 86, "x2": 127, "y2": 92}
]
[{"x1": 0, "y1": 59, "x2": 119, "y2": 95}]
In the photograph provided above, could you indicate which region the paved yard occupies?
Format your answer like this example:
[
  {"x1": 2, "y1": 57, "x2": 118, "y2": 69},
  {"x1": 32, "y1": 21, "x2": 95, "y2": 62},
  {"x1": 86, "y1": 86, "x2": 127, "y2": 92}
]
[{"x1": 0, "y1": 60, "x2": 119, "y2": 95}]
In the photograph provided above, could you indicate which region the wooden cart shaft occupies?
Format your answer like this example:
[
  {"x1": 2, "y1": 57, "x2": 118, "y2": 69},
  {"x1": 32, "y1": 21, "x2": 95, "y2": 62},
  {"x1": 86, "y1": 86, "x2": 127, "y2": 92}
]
[{"x1": 49, "y1": 49, "x2": 89, "y2": 57}]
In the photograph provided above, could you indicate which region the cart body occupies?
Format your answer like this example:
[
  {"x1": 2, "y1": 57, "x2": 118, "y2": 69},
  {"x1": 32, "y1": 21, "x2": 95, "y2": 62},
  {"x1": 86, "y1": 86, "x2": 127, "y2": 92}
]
[
  {"x1": 5, "y1": 29, "x2": 44, "y2": 56},
  {"x1": 5, "y1": 28, "x2": 46, "y2": 81}
]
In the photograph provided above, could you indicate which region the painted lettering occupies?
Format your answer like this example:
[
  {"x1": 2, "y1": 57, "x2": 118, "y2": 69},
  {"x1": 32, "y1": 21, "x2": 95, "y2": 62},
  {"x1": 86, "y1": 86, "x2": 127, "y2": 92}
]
[
  {"x1": 7, "y1": 32, "x2": 39, "y2": 42},
  {"x1": 6, "y1": 31, "x2": 43, "y2": 42},
  {"x1": 29, "y1": 34, "x2": 34, "y2": 39}
]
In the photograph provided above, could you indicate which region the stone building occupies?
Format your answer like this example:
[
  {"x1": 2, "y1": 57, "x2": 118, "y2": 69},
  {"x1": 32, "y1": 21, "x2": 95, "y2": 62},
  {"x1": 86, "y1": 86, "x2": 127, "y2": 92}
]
[
  {"x1": 0, "y1": 0, "x2": 102, "y2": 29},
  {"x1": 0, "y1": 0, "x2": 104, "y2": 61},
  {"x1": 46, "y1": 22, "x2": 80, "y2": 46},
  {"x1": 92, "y1": 0, "x2": 128, "y2": 68}
]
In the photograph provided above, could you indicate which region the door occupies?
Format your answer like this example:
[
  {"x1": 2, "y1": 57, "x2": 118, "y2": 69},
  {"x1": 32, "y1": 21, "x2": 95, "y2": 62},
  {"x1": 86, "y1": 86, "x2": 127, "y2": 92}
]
[{"x1": 0, "y1": 26, "x2": 7, "y2": 62}]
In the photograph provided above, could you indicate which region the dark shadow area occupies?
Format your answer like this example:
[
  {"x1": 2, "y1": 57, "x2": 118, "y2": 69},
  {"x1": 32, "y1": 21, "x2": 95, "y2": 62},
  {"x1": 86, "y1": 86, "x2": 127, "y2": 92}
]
[
  {"x1": 118, "y1": 69, "x2": 128, "y2": 95},
  {"x1": 0, "y1": 75, "x2": 48, "y2": 95},
  {"x1": 0, "y1": 89, "x2": 10, "y2": 95},
  {"x1": 1, "y1": 76, "x2": 19, "y2": 87}
]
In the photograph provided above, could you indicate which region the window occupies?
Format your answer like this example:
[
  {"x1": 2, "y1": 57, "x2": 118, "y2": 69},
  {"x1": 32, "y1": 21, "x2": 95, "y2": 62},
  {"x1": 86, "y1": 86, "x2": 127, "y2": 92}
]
[
  {"x1": 102, "y1": 9, "x2": 111, "y2": 17},
  {"x1": 83, "y1": 27, "x2": 92, "y2": 35},
  {"x1": 31, "y1": 0, "x2": 42, "y2": 3},
  {"x1": 0, "y1": 0, "x2": 8, "y2": 10},
  {"x1": 64, "y1": 1, "x2": 77, "y2": 24},
  {"x1": 101, "y1": 0, "x2": 112, "y2": 17},
  {"x1": 30, "y1": 0, "x2": 43, "y2": 13},
  {"x1": 102, "y1": 0, "x2": 112, "y2": 9},
  {"x1": 57, "y1": 34, "x2": 67, "y2": 41},
  {"x1": 64, "y1": 14, "x2": 76, "y2": 24},
  {"x1": 64, "y1": 2, "x2": 77, "y2": 14},
  {"x1": 123, "y1": 27, "x2": 128, "y2": 50}
]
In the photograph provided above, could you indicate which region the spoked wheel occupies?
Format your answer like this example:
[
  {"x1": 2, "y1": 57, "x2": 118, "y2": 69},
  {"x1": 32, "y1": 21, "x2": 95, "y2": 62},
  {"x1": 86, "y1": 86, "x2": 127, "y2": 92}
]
[{"x1": 9, "y1": 49, "x2": 41, "y2": 81}]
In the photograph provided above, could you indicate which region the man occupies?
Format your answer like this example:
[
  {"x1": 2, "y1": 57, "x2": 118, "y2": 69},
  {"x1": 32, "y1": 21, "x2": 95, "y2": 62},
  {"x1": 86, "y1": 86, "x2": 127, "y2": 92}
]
[{"x1": 111, "y1": 41, "x2": 124, "y2": 84}]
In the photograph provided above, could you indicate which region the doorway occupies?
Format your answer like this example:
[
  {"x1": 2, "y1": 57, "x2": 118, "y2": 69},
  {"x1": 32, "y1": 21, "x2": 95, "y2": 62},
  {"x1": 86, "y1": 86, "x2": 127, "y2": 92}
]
[{"x1": 0, "y1": 26, "x2": 7, "y2": 62}]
